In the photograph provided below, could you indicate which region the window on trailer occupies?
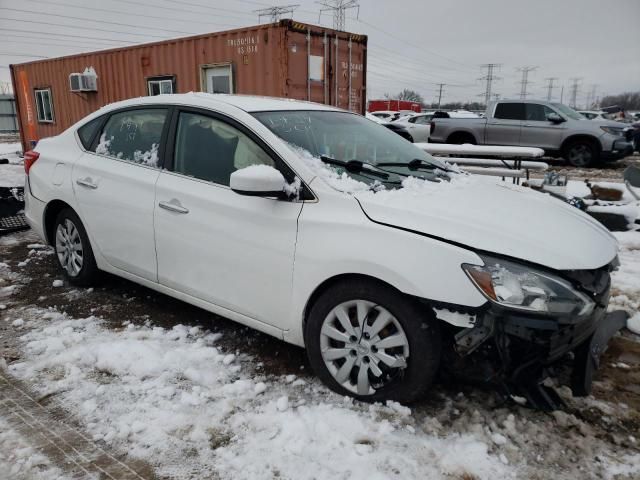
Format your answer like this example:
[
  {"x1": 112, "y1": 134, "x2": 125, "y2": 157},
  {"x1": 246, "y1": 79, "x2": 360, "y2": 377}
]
[
  {"x1": 147, "y1": 77, "x2": 175, "y2": 96},
  {"x1": 34, "y1": 88, "x2": 54, "y2": 123}
]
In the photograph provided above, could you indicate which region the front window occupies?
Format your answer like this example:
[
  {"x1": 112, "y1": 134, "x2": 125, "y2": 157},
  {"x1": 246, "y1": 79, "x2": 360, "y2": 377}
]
[
  {"x1": 34, "y1": 88, "x2": 54, "y2": 123},
  {"x1": 173, "y1": 111, "x2": 274, "y2": 186},
  {"x1": 551, "y1": 103, "x2": 584, "y2": 120},
  {"x1": 252, "y1": 110, "x2": 449, "y2": 187}
]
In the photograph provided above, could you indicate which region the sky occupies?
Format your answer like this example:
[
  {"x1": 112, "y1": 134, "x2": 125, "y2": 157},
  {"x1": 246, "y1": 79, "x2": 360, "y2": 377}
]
[{"x1": 0, "y1": 0, "x2": 639, "y2": 106}]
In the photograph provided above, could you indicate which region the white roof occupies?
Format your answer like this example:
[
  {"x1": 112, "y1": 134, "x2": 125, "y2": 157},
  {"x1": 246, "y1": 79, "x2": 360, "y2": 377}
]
[{"x1": 98, "y1": 93, "x2": 344, "y2": 114}]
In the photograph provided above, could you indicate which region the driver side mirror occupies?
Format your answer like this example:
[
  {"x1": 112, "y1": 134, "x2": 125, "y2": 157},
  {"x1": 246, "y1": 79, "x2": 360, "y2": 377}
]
[
  {"x1": 547, "y1": 113, "x2": 565, "y2": 124},
  {"x1": 230, "y1": 165, "x2": 288, "y2": 199}
]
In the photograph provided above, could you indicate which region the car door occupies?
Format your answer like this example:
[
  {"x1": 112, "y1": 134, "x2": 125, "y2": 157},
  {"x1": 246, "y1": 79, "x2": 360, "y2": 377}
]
[
  {"x1": 519, "y1": 103, "x2": 567, "y2": 150},
  {"x1": 406, "y1": 115, "x2": 431, "y2": 142},
  {"x1": 72, "y1": 107, "x2": 170, "y2": 281},
  {"x1": 154, "y1": 108, "x2": 303, "y2": 327},
  {"x1": 485, "y1": 102, "x2": 524, "y2": 145}
]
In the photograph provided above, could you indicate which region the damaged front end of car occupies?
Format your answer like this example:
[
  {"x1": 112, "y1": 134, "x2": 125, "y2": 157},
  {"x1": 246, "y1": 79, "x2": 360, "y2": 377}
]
[{"x1": 432, "y1": 255, "x2": 628, "y2": 411}]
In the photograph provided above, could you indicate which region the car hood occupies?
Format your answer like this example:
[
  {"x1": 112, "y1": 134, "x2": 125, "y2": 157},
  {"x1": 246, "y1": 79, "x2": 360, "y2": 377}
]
[{"x1": 353, "y1": 177, "x2": 618, "y2": 271}]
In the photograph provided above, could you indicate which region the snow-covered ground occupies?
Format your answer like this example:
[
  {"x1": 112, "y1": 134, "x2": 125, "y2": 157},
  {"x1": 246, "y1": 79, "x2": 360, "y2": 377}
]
[
  {"x1": 0, "y1": 142, "x2": 25, "y2": 188},
  {"x1": 0, "y1": 232, "x2": 639, "y2": 479}
]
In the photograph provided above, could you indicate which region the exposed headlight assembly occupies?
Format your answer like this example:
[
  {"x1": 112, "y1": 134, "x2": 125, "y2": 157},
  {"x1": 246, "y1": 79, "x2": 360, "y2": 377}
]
[
  {"x1": 600, "y1": 126, "x2": 624, "y2": 136},
  {"x1": 462, "y1": 256, "x2": 595, "y2": 316}
]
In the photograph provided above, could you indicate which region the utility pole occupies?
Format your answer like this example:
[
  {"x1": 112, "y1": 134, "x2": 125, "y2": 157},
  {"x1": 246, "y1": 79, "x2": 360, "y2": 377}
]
[
  {"x1": 568, "y1": 78, "x2": 581, "y2": 108},
  {"x1": 255, "y1": 5, "x2": 300, "y2": 22},
  {"x1": 317, "y1": 0, "x2": 359, "y2": 31},
  {"x1": 478, "y1": 63, "x2": 501, "y2": 106},
  {"x1": 544, "y1": 77, "x2": 558, "y2": 101},
  {"x1": 560, "y1": 85, "x2": 564, "y2": 104},
  {"x1": 516, "y1": 66, "x2": 537, "y2": 99},
  {"x1": 436, "y1": 83, "x2": 445, "y2": 109}
]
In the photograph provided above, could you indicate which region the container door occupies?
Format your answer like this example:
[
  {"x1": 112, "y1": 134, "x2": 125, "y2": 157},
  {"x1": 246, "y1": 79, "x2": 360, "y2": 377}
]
[{"x1": 204, "y1": 65, "x2": 233, "y2": 94}]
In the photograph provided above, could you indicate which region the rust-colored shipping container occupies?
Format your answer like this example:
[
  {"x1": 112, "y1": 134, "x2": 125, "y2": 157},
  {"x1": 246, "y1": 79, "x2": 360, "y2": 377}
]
[{"x1": 10, "y1": 19, "x2": 367, "y2": 151}]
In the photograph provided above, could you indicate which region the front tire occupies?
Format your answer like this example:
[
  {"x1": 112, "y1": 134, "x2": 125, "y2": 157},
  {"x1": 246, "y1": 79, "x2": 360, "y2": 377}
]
[
  {"x1": 305, "y1": 280, "x2": 441, "y2": 403},
  {"x1": 563, "y1": 139, "x2": 599, "y2": 167},
  {"x1": 54, "y1": 208, "x2": 100, "y2": 286}
]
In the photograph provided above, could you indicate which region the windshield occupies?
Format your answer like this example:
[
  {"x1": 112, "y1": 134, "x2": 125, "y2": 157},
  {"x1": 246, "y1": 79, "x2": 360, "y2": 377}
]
[
  {"x1": 551, "y1": 103, "x2": 585, "y2": 120},
  {"x1": 252, "y1": 110, "x2": 449, "y2": 186}
]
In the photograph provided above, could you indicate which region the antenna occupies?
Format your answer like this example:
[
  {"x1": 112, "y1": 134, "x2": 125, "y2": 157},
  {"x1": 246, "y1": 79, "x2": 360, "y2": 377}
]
[
  {"x1": 255, "y1": 4, "x2": 300, "y2": 22},
  {"x1": 317, "y1": 0, "x2": 359, "y2": 31}
]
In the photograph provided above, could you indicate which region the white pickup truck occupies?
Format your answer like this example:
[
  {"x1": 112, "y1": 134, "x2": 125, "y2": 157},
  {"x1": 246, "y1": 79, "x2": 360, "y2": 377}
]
[{"x1": 429, "y1": 99, "x2": 634, "y2": 167}]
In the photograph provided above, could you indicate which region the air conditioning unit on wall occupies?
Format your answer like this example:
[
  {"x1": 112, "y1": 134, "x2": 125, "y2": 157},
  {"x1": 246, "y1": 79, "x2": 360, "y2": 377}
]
[{"x1": 69, "y1": 67, "x2": 98, "y2": 92}]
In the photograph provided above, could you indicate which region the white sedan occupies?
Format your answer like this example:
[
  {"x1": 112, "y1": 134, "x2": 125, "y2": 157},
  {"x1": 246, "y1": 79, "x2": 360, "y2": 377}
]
[
  {"x1": 392, "y1": 113, "x2": 434, "y2": 142},
  {"x1": 24, "y1": 94, "x2": 623, "y2": 406}
]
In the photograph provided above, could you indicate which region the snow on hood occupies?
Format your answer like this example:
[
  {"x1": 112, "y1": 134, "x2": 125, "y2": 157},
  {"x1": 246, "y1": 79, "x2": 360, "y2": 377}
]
[{"x1": 295, "y1": 147, "x2": 617, "y2": 270}]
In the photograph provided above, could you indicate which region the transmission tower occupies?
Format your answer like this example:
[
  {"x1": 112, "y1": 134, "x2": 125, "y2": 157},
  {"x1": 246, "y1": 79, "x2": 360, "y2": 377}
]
[
  {"x1": 544, "y1": 77, "x2": 558, "y2": 101},
  {"x1": 478, "y1": 64, "x2": 501, "y2": 106},
  {"x1": 568, "y1": 78, "x2": 582, "y2": 108},
  {"x1": 585, "y1": 84, "x2": 598, "y2": 109},
  {"x1": 255, "y1": 4, "x2": 300, "y2": 22},
  {"x1": 516, "y1": 66, "x2": 537, "y2": 99},
  {"x1": 318, "y1": 0, "x2": 359, "y2": 30}
]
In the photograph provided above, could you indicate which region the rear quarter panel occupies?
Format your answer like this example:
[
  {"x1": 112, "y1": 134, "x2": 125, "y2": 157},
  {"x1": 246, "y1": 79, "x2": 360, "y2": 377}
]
[{"x1": 430, "y1": 118, "x2": 487, "y2": 143}]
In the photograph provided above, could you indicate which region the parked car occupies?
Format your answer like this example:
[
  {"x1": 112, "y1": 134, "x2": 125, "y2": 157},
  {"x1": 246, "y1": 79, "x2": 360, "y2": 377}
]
[
  {"x1": 429, "y1": 99, "x2": 634, "y2": 167},
  {"x1": 370, "y1": 110, "x2": 401, "y2": 122},
  {"x1": 24, "y1": 94, "x2": 625, "y2": 406},
  {"x1": 629, "y1": 121, "x2": 640, "y2": 152},
  {"x1": 578, "y1": 110, "x2": 612, "y2": 121},
  {"x1": 366, "y1": 112, "x2": 414, "y2": 141},
  {"x1": 392, "y1": 113, "x2": 434, "y2": 142}
]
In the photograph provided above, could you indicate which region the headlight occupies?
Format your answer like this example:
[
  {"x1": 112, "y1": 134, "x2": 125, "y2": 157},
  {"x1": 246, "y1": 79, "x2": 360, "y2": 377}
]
[
  {"x1": 600, "y1": 126, "x2": 624, "y2": 136},
  {"x1": 462, "y1": 256, "x2": 595, "y2": 316}
]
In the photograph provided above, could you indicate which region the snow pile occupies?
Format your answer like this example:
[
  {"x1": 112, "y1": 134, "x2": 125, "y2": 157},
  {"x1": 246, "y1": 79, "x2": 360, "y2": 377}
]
[
  {"x1": 0, "y1": 416, "x2": 68, "y2": 480},
  {"x1": 133, "y1": 143, "x2": 159, "y2": 167},
  {"x1": 8, "y1": 309, "x2": 513, "y2": 480},
  {"x1": 610, "y1": 232, "x2": 640, "y2": 321}
]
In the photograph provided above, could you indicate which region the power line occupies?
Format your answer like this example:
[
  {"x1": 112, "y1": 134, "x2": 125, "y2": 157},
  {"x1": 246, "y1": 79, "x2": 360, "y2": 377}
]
[
  {"x1": 318, "y1": 0, "x2": 359, "y2": 31},
  {"x1": 0, "y1": 7, "x2": 233, "y2": 37},
  {"x1": 478, "y1": 64, "x2": 501, "y2": 105},
  {"x1": 0, "y1": 52, "x2": 49, "y2": 58},
  {"x1": 13, "y1": 0, "x2": 248, "y2": 29},
  {"x1": 516, "y1": 66, "x2": 537, "y2": 99},
  {"x1": 0, "y1": 27, "x2": 134, "y2": 45},
  {"x1": 0, "y1": 16, "x2": 172, "y2": 39},
  {"x1": 255, "y1": 4, "x2": 299, "y2": 22},
  {"x1": 544, "y1": 77, "x2": 558, "y2": 101},
  {"x1": 109, "y1": 0, "x2": 253, "y2": 22},
  {"x1": 355, "y1": 18, "x2": 477, "y2": 72}
]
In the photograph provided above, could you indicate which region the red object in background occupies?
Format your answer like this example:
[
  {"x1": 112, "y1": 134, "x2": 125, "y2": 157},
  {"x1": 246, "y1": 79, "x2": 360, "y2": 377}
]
[
  {"x1": 24, "y1": 150, "x2": 40, "y2": 175},
  {"x1": 367, "y1": 99, "x2": 421, "y2": 113}
]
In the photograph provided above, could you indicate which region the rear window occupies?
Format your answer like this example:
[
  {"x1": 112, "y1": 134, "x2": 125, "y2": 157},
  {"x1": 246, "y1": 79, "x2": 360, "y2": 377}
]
[
  {"x1": 494, "y1": 103, "x2": 525, "y2": 120},
  {"x1": 77, "y1": 116, "x2": 103, "y2": 149}
]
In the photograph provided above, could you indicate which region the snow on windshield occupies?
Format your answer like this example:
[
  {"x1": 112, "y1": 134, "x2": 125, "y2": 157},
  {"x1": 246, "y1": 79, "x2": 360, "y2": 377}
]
[{"x1": 290, "y1": 143, "x2": 471, "y2": 196}]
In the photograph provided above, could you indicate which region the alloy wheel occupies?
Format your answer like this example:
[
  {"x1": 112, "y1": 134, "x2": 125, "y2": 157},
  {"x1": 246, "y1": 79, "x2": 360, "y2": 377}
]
[
  {"x1": 568, "y1": 144, "x2": 592, "y2": 167},
  {"x1": 55, "y1": 219, "x2": 84, "y2": 277},
  {"x1": 319, "y1": 300, "x2": 410, "y2": 395}
]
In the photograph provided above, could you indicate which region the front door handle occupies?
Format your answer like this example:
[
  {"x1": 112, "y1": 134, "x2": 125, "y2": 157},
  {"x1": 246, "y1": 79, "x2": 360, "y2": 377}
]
[
  {"x1": 76, "y1": 177, "x2": 98, "y2": 189},
  {"x1": 159, "y1": 200, "x2": 189, "y2": 214}
]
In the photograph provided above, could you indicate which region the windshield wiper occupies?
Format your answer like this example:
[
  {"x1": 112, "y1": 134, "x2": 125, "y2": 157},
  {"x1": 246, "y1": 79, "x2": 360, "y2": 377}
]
[
  {"x1": 320, "y1": 156, "x2": 391, "y2": 180},
  {"x1": 377, "y1": 158, "x2": 455, "y2": 173}
]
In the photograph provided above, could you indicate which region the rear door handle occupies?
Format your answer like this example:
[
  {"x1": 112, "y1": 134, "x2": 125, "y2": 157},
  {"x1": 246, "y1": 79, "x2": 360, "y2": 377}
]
[
  {"x1": 76, "y1": 177, "x2": 98, "y2": 189},
  {"x1": 158, "y1": 200, "x2": 189, "y2": 214}
]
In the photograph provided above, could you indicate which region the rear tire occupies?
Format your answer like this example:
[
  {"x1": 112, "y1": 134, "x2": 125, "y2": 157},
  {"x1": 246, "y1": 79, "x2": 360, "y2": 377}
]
[
  {"x1": 53, "y1": 208, "x2": 100, "y2": 286},
  {"x1": 305, "y1": 279, "x2": 441, "y2": 404},
  {"x1": 446, "y1": 132, "x2": 476, "y2": 145},
  {"x1": 563, "y1": 139, "x2": 599, "y2": 167}
]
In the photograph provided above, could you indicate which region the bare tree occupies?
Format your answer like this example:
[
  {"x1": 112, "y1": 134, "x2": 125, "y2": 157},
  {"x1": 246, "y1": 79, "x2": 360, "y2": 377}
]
[
  {"x1": 385, "y1": 89, "x2": 424, "y2": 104},
  {"x1": 600, "y1": 91, "x2": 640, "y2": 110}
]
